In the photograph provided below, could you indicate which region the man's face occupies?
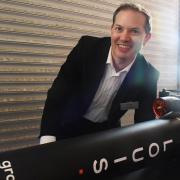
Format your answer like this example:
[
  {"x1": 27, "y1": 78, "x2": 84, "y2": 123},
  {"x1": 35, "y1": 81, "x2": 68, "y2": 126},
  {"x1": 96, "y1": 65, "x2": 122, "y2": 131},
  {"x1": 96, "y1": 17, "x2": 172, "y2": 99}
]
[{"x1": 111, "y1": 10, "x2": 151, "y2": 62}]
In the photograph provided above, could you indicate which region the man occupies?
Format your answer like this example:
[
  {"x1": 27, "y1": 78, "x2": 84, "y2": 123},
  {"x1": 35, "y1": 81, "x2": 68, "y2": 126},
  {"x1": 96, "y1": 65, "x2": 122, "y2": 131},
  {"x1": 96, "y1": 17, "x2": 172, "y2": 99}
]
[{"x1": 40, "y1": 3, "x2": 159, "y2": 144}]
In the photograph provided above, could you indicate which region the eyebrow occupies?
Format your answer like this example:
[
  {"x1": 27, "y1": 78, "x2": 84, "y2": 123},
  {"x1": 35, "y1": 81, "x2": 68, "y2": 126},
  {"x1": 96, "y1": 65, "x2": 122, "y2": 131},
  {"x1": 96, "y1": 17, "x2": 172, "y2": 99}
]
[{"x1": 114, "y1": 24, "x2": 141, "y2": 30}]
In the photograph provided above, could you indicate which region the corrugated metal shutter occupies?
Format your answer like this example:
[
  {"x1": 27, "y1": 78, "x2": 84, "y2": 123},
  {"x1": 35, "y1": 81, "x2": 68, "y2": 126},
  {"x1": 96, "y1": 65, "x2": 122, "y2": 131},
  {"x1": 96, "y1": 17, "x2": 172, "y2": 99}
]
[
  {"x1": 178, "y1": 1, "x2": 180, "y2": 89},
  {"x1": 0, "y1": 0, "x2": 179, "y2": 152}
]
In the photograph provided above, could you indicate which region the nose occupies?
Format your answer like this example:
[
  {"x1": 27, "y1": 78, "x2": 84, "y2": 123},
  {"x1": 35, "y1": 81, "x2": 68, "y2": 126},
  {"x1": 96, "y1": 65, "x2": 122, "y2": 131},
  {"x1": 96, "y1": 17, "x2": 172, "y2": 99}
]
[{"x1": 120, "y1": 30, "x2": 130, "y2": 41}]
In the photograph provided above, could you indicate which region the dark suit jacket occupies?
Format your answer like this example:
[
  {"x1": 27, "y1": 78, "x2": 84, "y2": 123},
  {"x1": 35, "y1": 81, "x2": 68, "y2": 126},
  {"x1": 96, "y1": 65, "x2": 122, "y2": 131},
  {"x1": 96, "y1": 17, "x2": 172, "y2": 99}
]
[{"x1": 40, "y1": 36, "x2": 159, "y2": 139}]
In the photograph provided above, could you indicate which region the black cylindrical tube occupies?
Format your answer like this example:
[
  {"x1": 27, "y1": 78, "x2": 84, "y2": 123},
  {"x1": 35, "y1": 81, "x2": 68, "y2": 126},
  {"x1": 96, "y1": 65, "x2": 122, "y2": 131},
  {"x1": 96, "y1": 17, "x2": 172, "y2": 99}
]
[{"x1": 0, "y1": 119, "x2": 180, "y2": 180}]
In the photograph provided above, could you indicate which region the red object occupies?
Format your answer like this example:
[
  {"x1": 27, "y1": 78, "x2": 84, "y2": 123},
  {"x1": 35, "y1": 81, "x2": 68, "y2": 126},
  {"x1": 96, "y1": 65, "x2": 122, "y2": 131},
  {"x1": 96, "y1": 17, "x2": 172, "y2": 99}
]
[
  {"x1": 79, "y1": 168, "x2": 84, "y2": 175},
  {"x1": 153, "y1": 98, "x2": 168, "y2": 118}
]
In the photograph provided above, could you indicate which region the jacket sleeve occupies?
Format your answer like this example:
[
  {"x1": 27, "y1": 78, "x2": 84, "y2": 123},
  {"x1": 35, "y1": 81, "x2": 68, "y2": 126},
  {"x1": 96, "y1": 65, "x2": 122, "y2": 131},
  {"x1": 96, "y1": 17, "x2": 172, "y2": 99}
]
[
  {"x1": 134, "y1": 67, "x2": 160, "y2": 123},
  {"x1": 39, "y1": 37, "x2": 85, "y2": 137}
]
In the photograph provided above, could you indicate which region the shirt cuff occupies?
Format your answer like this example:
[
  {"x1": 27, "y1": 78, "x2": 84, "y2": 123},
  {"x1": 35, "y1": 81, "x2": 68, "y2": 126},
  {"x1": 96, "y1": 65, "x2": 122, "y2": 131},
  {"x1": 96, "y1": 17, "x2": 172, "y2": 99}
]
[{"x1": 40, "y1": 135, "x2": 56, "y2": 144}]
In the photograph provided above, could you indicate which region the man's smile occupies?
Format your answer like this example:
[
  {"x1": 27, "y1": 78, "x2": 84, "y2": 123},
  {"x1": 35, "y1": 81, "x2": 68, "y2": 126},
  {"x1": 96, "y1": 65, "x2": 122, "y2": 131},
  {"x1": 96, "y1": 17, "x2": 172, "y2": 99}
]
[{"x1": 116, "y1": 43, "x2": 132, "y2": 52}]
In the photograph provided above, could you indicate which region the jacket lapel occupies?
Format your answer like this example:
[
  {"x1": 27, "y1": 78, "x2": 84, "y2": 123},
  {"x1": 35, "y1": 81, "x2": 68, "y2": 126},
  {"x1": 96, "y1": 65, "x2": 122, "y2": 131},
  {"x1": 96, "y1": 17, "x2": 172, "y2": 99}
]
[{"x1": 82, "y1": 37, "x2": 111, "y2": 110}]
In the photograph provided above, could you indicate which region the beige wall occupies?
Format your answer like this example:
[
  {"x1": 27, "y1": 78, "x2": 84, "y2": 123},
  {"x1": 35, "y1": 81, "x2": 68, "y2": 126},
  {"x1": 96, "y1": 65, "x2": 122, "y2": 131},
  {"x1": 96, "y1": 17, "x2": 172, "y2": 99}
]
[{"x1": 0, "y1": 0, "x2": 179, "y2": 152}]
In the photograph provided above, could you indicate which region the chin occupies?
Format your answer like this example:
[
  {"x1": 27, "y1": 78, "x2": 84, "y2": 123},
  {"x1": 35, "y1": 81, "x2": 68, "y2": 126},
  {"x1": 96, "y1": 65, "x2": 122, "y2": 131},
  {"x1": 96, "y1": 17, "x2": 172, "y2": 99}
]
[{"x1": 116, "y1": 53, "x2": 128, "y2": 60}]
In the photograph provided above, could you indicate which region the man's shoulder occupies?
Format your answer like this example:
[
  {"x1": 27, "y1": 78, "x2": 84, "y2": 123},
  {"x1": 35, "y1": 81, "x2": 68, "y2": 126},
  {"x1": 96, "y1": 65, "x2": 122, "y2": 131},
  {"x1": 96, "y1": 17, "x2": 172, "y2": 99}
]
[
  {"x1": 79, "y1": 35, "x2": 110, "y2": 44},
  {"x1": 146, "y1": 60, "x2": 159, "y2": 78},
  {"x1": 76, "y1": 36, "x2": 111, "y2": 54},
  {"x1": 138, "y1": 54, "x2": 159, "y2": 78}
]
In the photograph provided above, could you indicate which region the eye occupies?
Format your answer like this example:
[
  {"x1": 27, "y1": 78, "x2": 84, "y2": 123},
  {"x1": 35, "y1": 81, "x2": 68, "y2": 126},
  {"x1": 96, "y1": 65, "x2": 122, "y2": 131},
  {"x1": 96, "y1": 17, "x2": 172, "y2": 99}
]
[
  {"x1": 114, "y1": 26, "x2": 123, "y2": 33},
  {"x1": 131, "y1": 29, "x2": 140, "y2": 34}
]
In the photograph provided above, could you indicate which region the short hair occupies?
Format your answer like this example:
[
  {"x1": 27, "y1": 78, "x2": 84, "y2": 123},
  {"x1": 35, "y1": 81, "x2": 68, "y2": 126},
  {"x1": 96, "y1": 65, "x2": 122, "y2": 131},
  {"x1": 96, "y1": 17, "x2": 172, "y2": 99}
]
[{"x1": 112, "y1": 3, "x2": 152, "y2": 33}]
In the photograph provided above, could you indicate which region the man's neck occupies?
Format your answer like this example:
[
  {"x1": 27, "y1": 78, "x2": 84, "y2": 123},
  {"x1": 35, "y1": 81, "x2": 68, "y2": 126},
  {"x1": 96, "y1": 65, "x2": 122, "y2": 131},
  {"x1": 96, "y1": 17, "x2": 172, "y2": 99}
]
[{"x1": 112, "y1": 57, "x2": 135, "y2": 72}]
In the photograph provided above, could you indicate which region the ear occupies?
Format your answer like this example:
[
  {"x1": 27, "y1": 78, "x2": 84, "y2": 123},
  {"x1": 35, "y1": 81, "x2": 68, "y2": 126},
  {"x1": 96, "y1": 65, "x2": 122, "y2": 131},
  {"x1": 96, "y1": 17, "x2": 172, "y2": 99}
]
[
  {"x1": 111, "y1": 22, "x2": 114, "y2": 28},
  {"x1": 143, "y1": 33, "x2": 151, "y2": 46},
  {"x1": 110, "y1": 24, "x2": 114, "y2": 31}
]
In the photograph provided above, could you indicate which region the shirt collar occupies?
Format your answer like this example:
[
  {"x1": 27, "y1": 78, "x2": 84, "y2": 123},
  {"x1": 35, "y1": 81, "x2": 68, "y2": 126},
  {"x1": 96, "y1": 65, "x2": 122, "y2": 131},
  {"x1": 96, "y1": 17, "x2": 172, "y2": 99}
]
[{"x1": 106, "y1": 47, "x2": 136, "y2": 76}]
